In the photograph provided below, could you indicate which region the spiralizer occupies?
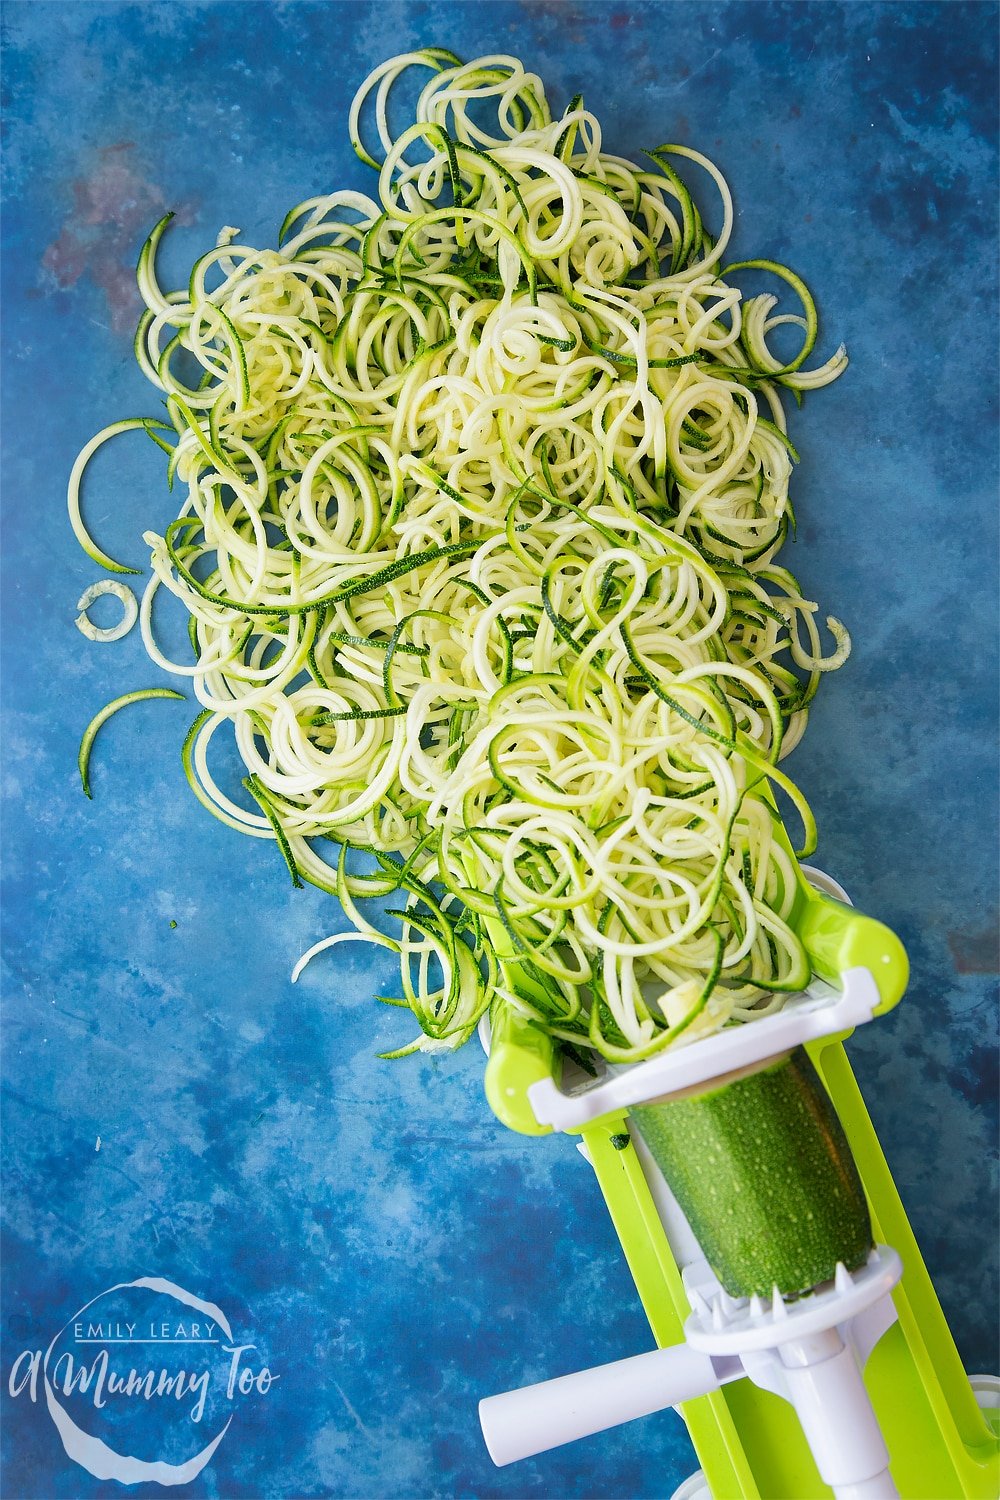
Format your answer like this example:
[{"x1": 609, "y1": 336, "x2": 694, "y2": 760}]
[{"x1": 477, "y1": 857, "x2": 1000, "y2": 1499}]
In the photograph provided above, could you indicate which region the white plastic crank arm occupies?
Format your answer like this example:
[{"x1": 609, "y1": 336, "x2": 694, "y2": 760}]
[{"x1": 478, "y1": 1343, "x2": 734, "y2": 1466}]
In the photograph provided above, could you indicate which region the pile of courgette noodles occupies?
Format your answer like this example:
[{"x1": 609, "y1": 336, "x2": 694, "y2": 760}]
[{"x1": 71, "y1": 49, "x2": 852, "y2": 1064}]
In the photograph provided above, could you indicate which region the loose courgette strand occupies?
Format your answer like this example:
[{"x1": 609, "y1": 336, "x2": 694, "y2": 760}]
[
  {"x1": 79, "y1": 689, "x2": 185, "y2": 798},
  {"x1": 73, "y1": 51, "x2": 851, "y2": 1059}
]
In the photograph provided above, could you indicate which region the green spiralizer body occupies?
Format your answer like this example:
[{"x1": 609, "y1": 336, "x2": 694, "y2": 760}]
[{"x1": 478, "y1": 867, "x2": 1000, "y2": 1500}]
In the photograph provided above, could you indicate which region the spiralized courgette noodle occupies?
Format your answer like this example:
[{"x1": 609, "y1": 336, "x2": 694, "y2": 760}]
[
  {"x1": 75, "y1": 580, "x2": 139, "y2": 642},
  {"x1": 71, "y1": 50, "x2": 852, "y2": 1062}
]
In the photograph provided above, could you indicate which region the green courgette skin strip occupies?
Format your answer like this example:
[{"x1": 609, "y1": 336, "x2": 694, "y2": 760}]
[{"x1": 78, "y1": 689, "x2": 186, "y2": 798}]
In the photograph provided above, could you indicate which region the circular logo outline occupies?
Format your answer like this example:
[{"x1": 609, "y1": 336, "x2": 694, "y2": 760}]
[{"x1": 42, "y1": 1276, "x2": 234, "y2": 1486}]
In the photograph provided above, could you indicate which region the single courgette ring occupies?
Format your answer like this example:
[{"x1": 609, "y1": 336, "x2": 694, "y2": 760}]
[{"x1": 631, "y1": 1045, "x2": 872, "y2": 1298}]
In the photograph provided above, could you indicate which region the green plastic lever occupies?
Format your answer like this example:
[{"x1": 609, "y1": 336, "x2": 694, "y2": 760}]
[
  {"x1": 484, "y1": 1002, "x2": 555, "y2": 1137},
  {"x1": 480, "y1": 910, "x2": 558, "y2": 1136},
  {"x1": 797, "y1": 892, "x2": 908, "y2": 1013}
]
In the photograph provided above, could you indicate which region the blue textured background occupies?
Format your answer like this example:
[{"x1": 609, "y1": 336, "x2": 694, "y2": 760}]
[{"x1": 2, "y1": 3, "x2": 997, "y2": 1496}]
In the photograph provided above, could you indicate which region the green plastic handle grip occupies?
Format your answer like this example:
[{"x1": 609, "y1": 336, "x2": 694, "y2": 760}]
[
  {"x1": 795, "y1": 890, "x2": 909, "y2": 1014},
  {"x1": 480, "y1": 910, "x2": 558, "y2": 1136},
  {"x1": 484, "y1": 1003, "x2": 556, "y2": 1137}
]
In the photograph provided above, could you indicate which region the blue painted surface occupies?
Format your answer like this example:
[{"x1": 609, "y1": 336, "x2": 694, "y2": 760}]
[{"x1": 1, "y1": 2, "x2": 996, "y2": 1496}]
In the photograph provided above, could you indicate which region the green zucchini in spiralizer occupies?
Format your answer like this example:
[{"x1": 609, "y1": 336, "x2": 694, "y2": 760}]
[
  {"x1": 72, "y1": 49, "x2": 866, "y2": 1286},
  {"x1": 633, "y1": 1049, "x2": 873, "y2": 1297}
]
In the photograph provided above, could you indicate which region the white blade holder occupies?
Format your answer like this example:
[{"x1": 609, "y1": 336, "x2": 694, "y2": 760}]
[
  {"x1": 480, "y1": 1245, "x2": 903, "y2": 1500},
  {"x1": 525, "y1": 967, "x2": 880, "y2": 1133}
]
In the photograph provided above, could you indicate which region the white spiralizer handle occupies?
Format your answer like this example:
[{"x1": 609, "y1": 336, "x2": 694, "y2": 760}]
[{"x1": 478, "y1": 1343, "x2": 721, "y2": 1466}]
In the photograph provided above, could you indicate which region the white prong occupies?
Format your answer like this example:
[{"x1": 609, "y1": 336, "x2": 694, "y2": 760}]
[
  {"x1": 771, "y1": 1286, "x2": 787, "y2": 1319},
  {"x1": 688, "y1": 1287, "x2": 710, "y2": 1320},
  {"x1": 711, "y1": 1299, "x2": 725, "y2": 1331},
  {"x1": 749, "y1": 1294, "x2": 764, "y2": 1320},
  {"x1": 834, "y1": 1262, "x2": 853, "y2": 1294},
  {"x1": 719, "y1": 1289, "x2": 740, "y2": 1316}
]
